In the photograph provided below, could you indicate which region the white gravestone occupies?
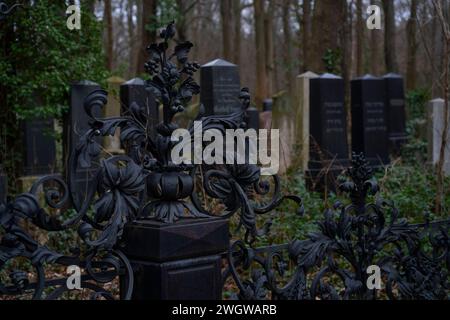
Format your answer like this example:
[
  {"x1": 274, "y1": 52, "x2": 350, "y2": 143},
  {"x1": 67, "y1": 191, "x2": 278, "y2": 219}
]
[{"x1": 428, "y1": 98, "x2": 450, "y2": 176}]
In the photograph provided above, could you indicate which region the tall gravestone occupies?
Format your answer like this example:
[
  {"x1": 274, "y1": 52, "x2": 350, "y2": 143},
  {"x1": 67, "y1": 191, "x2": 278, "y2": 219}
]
[
  {"x1": 296, "y1": 71, "x2": 318, "y2": 171},
  {"x1": 104, "y1": 76, "x2": 125, "y2": 154},
  {"x1": 21, "y1": 118, "x2": 56, "y2": 175},
  {"x1": 65, "y1": 80, "x2": 102, "y2": 207},
  {"x1": 272, "y1": 92, "x2": 295, "y2": 174},
  {"x1": 383, "y1": 73, "x2": 407, "y2": 154},
  {"x1": 200, "y1": 59, "x2": 241, "y2": 116},
  {"x1": 306, "y1": 73, "x2": 349, "y2": 190},
  {"x1": 17, "y1": 118, "x2": 57, "y2": 193},
  {"x1": 120, "y1": 77, "x2": 159, "y2": 139},
  {"x1": 351, "y1": 75, "x2": 390, "y2": 167},
  {"x1": 427, "y1": 98, "x2": 450, "y2": 175}
]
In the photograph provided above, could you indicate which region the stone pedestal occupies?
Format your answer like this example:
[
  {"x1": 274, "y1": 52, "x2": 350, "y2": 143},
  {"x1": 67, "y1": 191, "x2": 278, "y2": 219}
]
[
  {"x1": 104, "y1": 76, "x2": 125, "y2": 155},
  {"x1": 121, "y1": 217, "x2": 229, "y2": 300},
  {"x1": 427, "y1": 98, "x2": 450, "y2": 176}
]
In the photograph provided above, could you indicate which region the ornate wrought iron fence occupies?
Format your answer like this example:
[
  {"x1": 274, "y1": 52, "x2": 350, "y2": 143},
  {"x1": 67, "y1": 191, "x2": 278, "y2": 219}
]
[
  {"x1": 0, "y1": 22, "x2": 449, "y2": 300},
  {"x1": 223, "y1": 154, "x2": 450, "y2": 300}
]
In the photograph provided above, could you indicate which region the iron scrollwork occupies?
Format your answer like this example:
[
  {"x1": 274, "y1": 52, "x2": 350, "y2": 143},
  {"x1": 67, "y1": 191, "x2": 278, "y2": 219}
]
[
  {"x1": 0, "y1": 156, "x2": 142, "y2": 299},
  {"x1": 0, "y1": 2, "x2": 21, "y2": 21},
  {"x1": 225, "y1": 153, "x2": 450, "y2": 300},
  {"x1": 2, "y1": 19, "x2": 448, "y2": 300},
  {"x1": 0, "y1": 21, "x2": 301, "y2": 299}
]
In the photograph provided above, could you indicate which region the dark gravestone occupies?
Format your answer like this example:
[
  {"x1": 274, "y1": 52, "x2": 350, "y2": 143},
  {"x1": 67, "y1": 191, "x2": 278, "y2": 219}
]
[
  {"x1": 21, "y1": 118, "x2": 56, "y2": 175},
  {"x1": 351, "y1": 75, "x2": 390, "y2": 166},
  {"x1": 200, "y1": 59, "x2": 242, "y2": 116},
  {"x1": 306, "y1": 73, "x2": 349, "y2": 191},
  {"x1": 383, "y1": 73, "x2": 408, "y2": 154},
  {"x1": 121, "y1": 218, "x2": 228, "y2": 300},
  {"x1": 64, "y1": 80, "x2": 102, "y2": 207},
  {"x1": 120, "y1": 77, "x2": 159, "y2": 138}
]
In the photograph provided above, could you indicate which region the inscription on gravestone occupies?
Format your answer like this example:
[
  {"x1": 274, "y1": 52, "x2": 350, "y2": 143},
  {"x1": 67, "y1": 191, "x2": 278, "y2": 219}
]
[
  {"x1": 200, "y1": 59, "x2": 241, "y2": 116},
  {"x1": 383, "y1": 73, "x2": 408, "y2": 154},
  {"x1": 351, "y1": 75, "x2": 390, "y2": 166},
  {"x1": 307, "y1": 73, "x2": 349, "y2": 190},
  {"x1": 21, "y1": 118, "x2": 56, "y2": 175}
]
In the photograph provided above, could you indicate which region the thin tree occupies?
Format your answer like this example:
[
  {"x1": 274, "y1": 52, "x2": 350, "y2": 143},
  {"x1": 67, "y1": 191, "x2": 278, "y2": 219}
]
[
  {"x1": 370, "y1": 0, "x2": 383, "y2": 75},
  {"x1": 233, "y1": 0, "x2": 242, "y2": 65},
  {"x1": 282, "y1": 0, "x2": 293, "y2": 94},
  {"x1": 220, "y1": 0, "x2": 233, "y2": 61},
  {"x1": 356, "y1": 0, "x2": 364, "y2": 76},
  {"x1": 302, "y1": 0, "x2": 311, "y2": 72},
  {"x1": 264, "y1": 0, "x2": 275, "y2": 95},
  {"x1": 406, "y1": 0, "x2": 418, "y2": 90},
  {"x1": 382, "y1": 0, "x2": 398, "y2": 72},
  {"x1": 432, "y1": 0, "x2": 450, "y2": 215},
  {"x1": 104, "y1": 0, "x2": 114, "y2": 71},
  {"x1": 254, "y1": 0, "x2": 267, "y2": 106},
  {"x1": 136, "y1": 0, "x2": 158, "y2": 75},
  {"x1": 127, "y1": 0, "x2": 136, "y2": 77}
]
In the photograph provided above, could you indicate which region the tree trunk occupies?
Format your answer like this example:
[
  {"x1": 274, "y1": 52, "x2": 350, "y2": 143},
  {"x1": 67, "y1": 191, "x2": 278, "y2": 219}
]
[
  {"x1": 220, "y1": 0, "x2": 233, "y2": 61},
  {"x1": 87, "y1": 0, "x2": 96, "y2": 15},
  {"x1": 264, "y1": 1, "x2": 275, "y2": 96},
  {"x1": 233, "y1": 0, "x2": 241, "y2": 65},
  {"x1": 431, "y1": 4, "x2": 441, "y2": 97},
  {"x1": 406, "y1": 0, "x2": 418, "y2": 91},
  {"x1": 302, "y1": 0, "x2": 311, "y2": 72},
  {"x1": 176, "y1": 0, "x2": 188, "y2": 43},
  {"x1": 282, "y1": 0, "x2": 293, "y2": 94},
  {"x1": 104, "y1": 0, "x2": 114, "y2": 71},
  {"x1": 370, "y1": 0, "x2": 383, "y2": 75},
  {"x1": 136, "y1": 0, "x2": 158, "y2": 75},
  {"x1": 356, "y1": 0, "x2": 364, "y2": 76},
  {"x1": 383, "y1": 0, "x2": 398, "y2": 72},
  {"x1": 433, "y1": 0, "x2": 450, "y2": 215},
  {"x1": 127, "y1": 0, "x2": 136, "y2": 77},
  {"x1": 254, "y1": 0, "x2": 267, "y2": 106},
  {"x1": 341, "y1": 0, "x2": 352, "y2": 156},
  {"x1": 310, "y1": 0, "x2": 345, "y2": 73}
]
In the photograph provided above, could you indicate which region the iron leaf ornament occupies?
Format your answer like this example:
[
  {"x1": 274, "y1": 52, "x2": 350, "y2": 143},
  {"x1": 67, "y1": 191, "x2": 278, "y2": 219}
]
[{"x1": 224, "y1": 153, "x2": 450, "y2": 300}]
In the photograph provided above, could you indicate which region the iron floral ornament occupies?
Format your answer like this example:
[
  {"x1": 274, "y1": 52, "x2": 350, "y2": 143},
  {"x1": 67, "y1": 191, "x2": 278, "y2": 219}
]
[
  {"x1": 80, "y1": 21, "x2": 302, "y2": 242},
  {"x1": 224, "y1": 153, "x2": 450, "y2": 300}
]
